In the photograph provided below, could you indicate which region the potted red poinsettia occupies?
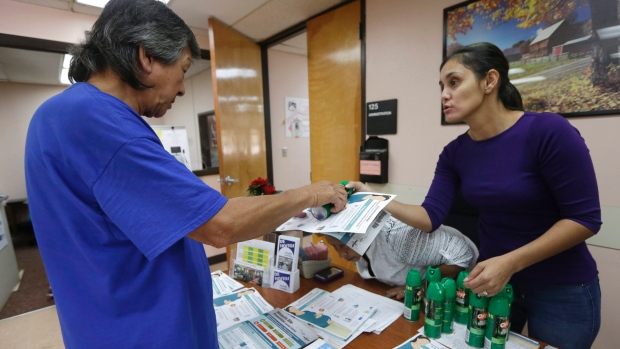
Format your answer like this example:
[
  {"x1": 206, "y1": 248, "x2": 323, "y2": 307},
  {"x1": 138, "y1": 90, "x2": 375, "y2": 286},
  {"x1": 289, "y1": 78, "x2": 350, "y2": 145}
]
[{"x1": 246, "y1": 177, "x2": 280, "y2": 196}]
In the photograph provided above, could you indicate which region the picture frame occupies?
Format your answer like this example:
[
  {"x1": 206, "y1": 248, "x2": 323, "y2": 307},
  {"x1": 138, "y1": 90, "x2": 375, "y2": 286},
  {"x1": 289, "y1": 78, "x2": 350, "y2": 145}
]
[{"x1": 442, "y1": 0, "x2": 620, "y2": 124}]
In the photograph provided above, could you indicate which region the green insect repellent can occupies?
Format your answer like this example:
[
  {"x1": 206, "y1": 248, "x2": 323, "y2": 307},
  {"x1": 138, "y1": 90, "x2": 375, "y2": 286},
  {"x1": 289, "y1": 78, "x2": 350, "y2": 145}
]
[
  {"x1": 454, "y1": 270, "x2": 470, "y2": 324},
  {"x1": 484, "y1": 294, "x2": 511, "y2": 349},
  {"x1": 310, "y1": 181, "x2": 353, "y2": 220},
  {"x1": 441, "y1": 278, "x2": 456, "y2": 333},
  {"x1": 466, "y1": 292, "x2": 490, "y2": 348},
  {"x1": 424, "y1": 280, "x2": 445, "y2": 339},
  {"x1": 404, "y1": 269, "x2": 423, "y2": 322},
  {"x1": 423, "y1": 266, "x2": 442, "y2": 314}
]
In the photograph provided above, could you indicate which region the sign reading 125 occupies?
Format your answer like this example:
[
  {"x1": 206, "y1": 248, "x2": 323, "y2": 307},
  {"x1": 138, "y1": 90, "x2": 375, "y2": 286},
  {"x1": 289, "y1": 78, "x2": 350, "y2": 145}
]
[{"x1": 368, "y1": 103, "x2": 380, "y2": 110}]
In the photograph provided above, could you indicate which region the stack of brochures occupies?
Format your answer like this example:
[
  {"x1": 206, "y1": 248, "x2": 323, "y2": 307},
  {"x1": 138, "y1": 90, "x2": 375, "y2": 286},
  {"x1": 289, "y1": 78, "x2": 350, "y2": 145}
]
[
  {"x1": 276, "y1": 191, "x2": 397, "y2": 257},
  {"x1": 230, "y1": 240, "x2": 275, "y2": 288},
  {"x1": 213, "y1": 271, "x2": 402, "y2": 349},
  {"x1": 282, "y1": 284, "x2": 403, "y2": 348}
]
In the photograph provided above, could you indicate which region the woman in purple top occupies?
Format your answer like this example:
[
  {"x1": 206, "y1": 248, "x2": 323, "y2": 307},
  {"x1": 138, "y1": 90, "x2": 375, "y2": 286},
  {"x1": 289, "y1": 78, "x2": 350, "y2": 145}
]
[{"x1": 348, "y1": 42, "x2": 601, "y2": 349}]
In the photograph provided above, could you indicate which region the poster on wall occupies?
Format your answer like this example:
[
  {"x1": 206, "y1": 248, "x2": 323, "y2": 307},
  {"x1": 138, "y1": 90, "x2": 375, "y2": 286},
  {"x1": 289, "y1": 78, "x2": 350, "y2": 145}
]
[
  {"x1": 152, "y1": 125, "x2": 192, "y2": 170},
  {"x1": 285, "y1": 97, "x2": 310, "y2": 138},
  {"x1": 0, "y1": 210, "x2": 8, "y2": 252}
]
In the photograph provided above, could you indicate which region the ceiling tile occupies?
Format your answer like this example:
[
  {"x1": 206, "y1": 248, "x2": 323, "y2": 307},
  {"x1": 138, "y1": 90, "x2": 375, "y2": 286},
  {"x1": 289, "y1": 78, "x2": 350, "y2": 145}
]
[{"x1": 233, "y1": 0, "x2": 345, "y2": 41}]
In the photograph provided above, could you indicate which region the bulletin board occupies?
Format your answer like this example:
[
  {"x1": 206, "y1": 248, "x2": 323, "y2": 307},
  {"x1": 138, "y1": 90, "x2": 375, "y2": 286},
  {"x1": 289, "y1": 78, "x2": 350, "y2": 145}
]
[{"x1": 151, "y1": 125, "x2": 192, "y2": 170}]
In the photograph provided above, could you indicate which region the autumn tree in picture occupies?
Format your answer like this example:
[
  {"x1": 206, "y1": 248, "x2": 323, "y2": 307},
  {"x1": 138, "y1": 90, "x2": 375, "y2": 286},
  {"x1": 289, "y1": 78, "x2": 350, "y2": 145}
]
[{"x1": 444, "y1": 0, "x2": 619, "y2": 116}]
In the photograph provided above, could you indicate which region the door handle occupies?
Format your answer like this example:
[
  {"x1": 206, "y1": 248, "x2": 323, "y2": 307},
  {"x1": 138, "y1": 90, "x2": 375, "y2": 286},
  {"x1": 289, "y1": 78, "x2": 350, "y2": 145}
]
[
  {"x1": 0, "y1": 193, "x2": 8, "y2": 202},
  {"x1": 218, "y1": 176, "x2": 239, "y2": 186}
]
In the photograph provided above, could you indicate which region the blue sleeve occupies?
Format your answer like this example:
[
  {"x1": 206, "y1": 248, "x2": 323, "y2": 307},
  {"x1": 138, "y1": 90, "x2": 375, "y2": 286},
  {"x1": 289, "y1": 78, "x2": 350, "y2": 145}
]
[
  {"x1": 93, "y1": 137, "x2": 228, "y2": 260},
  {"x1": 529, "y1": 114, "x2": 602, "y2": 233},
  {"x1": 422, "y1": 140, "x2": 461, "y2": 231}
]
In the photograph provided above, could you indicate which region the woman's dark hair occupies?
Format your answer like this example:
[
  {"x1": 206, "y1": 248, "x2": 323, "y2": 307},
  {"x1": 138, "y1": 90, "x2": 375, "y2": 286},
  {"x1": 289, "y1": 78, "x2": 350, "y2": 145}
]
[
  {"x1": 440, "y1": 42, "x2": 523, "y2": 111},
  {"x1": 68, "y1": 0, "x2": 201, "y2": 90}
]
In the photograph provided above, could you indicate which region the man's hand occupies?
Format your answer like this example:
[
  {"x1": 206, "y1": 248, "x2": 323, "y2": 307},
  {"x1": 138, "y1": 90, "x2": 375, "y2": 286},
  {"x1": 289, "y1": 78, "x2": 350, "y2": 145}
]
[{"x1": 307, "y1": 181, "x2": 348, "y2": 213}]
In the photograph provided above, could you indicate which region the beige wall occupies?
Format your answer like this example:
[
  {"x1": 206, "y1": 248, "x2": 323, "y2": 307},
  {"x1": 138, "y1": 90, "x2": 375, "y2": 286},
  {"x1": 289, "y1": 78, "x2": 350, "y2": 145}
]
[
  {"x1": 365, "y1": 1, "x2": 619, "y2": 348},
  {"x1": 267, "y1": 49, "x2": 311, "y2": 191},
  {"x1": 1, "y1": 0, "x2": 618, "y2": 346}
]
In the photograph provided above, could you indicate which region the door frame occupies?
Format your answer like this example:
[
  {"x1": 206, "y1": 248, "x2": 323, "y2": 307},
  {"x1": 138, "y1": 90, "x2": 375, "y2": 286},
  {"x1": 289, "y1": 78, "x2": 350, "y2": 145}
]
[{"x1": 257, "y1": 0, "x2": 367, "y2": 183}]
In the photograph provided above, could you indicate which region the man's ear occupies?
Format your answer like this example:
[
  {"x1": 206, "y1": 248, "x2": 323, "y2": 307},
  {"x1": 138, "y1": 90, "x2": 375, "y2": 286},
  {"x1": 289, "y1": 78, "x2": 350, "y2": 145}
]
[{"x1": 137, "y1": 46, "x2": 153, "y2": 74}]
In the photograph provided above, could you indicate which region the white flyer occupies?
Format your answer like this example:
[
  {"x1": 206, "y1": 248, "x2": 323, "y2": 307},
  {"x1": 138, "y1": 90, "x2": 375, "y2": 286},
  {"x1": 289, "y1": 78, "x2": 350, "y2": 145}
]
[
  {"x1": 211, "y1": 270, "x2": 244, "y2": 297},
  {"x1": 276, "y1": 192, "x2": 395, "y2": 234}
]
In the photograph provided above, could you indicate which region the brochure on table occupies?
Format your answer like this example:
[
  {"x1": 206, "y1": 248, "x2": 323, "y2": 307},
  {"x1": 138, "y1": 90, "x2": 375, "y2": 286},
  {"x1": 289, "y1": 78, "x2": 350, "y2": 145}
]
[
  {"x1": 211, "y1": 270, "x2": 244, "y2": 297},
  {"x1": 231, "y1": 239, "x2": 276, "y2": 288},
  {"x1": 283, "y1": 287, "x2": 378, "y2": 341},
  {"x1": 213, "y1": 287, "x2": 274, "y2": 332},
  {"x1": 272, "y1": 235, "x2": 301, "y2": 293},
  {"x1": 218, "y1": 308, "x2": 319, "y2": 349},
  {"x1": 402, "y1": 323, "x2": 540, "y2": 349},
  {"x1": 276, "y1": 192, "x2": 396, "y2": 234}
]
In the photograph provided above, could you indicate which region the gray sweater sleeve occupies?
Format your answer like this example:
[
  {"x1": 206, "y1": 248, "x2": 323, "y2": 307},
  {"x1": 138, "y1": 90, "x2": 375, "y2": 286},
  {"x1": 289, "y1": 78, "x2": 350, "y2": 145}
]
[{"x1": 384, "y1": 219, "x2": 479, "y2": 270}]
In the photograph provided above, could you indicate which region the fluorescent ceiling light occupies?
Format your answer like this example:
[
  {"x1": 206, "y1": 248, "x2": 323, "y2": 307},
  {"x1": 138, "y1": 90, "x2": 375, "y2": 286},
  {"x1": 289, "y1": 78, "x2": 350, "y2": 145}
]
[{"x1": 76, "y1": 0, "x2": 169, "y2": 8}]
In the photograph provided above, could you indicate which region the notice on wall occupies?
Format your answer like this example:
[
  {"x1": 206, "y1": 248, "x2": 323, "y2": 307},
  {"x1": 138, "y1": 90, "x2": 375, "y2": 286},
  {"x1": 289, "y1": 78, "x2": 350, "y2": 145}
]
[
  {"x1": 152, "y1": 125, "x2": 192, "y2": 170},
  {"x1": 285, "y1": 97, "x2": 310, "y2": 138},
  {"x1": 0, "y1": 210, "x2": 8, "y2": 252}
]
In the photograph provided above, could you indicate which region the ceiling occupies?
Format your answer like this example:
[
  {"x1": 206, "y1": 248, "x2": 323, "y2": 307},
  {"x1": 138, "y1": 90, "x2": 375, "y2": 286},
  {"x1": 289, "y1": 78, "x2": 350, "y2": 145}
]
[{"x1": 1, "y1": 0, "x2": 346, "y2": 85}]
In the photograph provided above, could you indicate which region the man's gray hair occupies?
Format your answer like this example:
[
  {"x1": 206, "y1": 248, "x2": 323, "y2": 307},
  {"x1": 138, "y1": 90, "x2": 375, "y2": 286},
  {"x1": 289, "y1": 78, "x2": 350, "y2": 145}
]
[{"x1": 69, "y1": 0, "x2": 201, "y2": 90}]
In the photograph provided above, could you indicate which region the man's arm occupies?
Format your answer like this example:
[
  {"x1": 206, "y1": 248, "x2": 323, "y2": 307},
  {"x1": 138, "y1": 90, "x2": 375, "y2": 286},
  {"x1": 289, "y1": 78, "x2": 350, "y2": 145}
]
[{"x1": 188, "y1": 181, "x2": 347, "y2": 247}]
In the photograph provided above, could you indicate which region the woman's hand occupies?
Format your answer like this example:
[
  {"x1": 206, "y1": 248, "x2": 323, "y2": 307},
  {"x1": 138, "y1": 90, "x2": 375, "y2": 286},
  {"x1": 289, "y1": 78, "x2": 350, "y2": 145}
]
[
  {"x1": 385, "y1": 286, "x2": 407, "y2": 301},
  {"x1": 345, "y1": 181, "x2": 374, "y2": 193},
  {"x1": 463, "y1": 255, "x2": 519, "y2": 297}
]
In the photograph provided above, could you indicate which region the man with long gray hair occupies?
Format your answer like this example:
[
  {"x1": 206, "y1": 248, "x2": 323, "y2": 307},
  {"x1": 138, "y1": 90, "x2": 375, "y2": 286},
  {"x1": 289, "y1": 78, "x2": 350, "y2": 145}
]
[{"x1": 24, "y1": 0, "x2": 347, "y2": 347}]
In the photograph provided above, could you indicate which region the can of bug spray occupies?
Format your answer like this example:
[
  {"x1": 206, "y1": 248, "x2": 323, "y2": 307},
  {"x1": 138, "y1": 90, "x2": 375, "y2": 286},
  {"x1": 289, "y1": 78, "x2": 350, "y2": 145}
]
[
  {"x1": 404, "y1": 269, "x2": 423, "y2": 321},
  {"x1": 454, "y1": 270, "x2": 470, "y2": 324},
  {"x1": 441, "y1": 278, "x2": 456, "y2": 333},
  {"x1": 484, "y1": 294, "x2": 511, "y2": 349},
  {"x1": 466, "y1": 292, "x2": 490, "y2": 348},
  {"x1": 424, "y1": 279, "x2": 445, "y2": 338},
  {"x1": 500, "y1": 284, "x2": 514, "y2": 340},
  {"x1": 423, "y1": 266, "x2": 442, "y2": 314},
  {"x1": 309, "y1": 180, "x2": 353, "y2": 220}
]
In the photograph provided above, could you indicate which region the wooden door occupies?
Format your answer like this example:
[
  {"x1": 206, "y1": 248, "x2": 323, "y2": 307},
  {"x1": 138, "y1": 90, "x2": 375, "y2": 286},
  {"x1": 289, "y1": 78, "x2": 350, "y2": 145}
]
[
  {"x1": 307, "y1": 1, "x2": 362, "y2": 271},
  {"x1": 307, "y1": 0, "x2": 362, "y2": 184},
  {"x1": 208, "y1": 18, "x2": 267, "y2": 266}
]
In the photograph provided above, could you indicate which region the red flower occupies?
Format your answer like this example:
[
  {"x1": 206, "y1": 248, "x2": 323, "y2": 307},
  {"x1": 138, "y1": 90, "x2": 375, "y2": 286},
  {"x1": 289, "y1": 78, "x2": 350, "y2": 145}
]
[
  {"x1": 263, "y1": 185, "x2": 276, "y2": 195},
  {"x1": 250, "y1": 177, "x2": 269, "y2": 187},
  {"x1": 246, "y1": 177, "x2": 279, "y2": 196}
]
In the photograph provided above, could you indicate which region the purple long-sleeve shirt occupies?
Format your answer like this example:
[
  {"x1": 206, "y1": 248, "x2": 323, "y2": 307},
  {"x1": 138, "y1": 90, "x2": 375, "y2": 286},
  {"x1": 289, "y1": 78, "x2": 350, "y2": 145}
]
[{"x1": 422, "y1": 112, "x2": 601, "y2": 286}]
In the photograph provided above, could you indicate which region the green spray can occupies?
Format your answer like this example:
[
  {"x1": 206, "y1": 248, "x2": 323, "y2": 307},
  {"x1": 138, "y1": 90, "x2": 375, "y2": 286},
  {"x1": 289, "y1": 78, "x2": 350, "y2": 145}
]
[
  {"x1": 484, "y1": 294, "x2": 511, "y2": 349},
  {"x1": 423, "y1": 266, "x2": 442, "y2": 314},
  {"x1": 310, "y1": 180, "x2": 353, "y2": 220},
  {"x1": 404, "y1": 269, "x2": 423, "y2": 322},
  {"x1": 441, "y1": 278, "x2": 456, "y2": 333},
  {"x1": 499, "y1": 284, "x2": 514, "y2": 340},
  {"x1": 424, "y1": 280, "x2": 445, "y2": 338},
  {"x1": 466, "y1": 292, "x2": 490, "y2": 348},
  {"x1": 454, "y1": 270, "x2": 470, "y2": 324}
]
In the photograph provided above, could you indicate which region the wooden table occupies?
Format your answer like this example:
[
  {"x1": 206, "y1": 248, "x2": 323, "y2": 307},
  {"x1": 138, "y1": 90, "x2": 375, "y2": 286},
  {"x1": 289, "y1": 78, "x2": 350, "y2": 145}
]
[{"x1": 237, "y1": 267, "x2": 546, "y2": 348}]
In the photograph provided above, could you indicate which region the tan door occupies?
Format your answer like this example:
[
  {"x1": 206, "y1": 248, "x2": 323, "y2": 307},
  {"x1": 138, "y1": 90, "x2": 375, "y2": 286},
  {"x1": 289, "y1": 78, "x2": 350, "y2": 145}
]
[
  {"x1": 307, "y1": 0, "x2": 362, "y2": 185},
  {"x1": 307, "y1": 1, "x2": 362, "y2": 271},
  {"x1": 208, "y1": 18, "x2": 267, "y2": 266}
]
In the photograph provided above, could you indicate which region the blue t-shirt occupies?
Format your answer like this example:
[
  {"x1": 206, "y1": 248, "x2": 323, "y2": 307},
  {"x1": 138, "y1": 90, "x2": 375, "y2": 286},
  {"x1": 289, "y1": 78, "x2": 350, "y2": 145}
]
[
  {"x1": 422, "y1": 112, "x2": 601, "y2": 286},
  {"x1": 25, "y1": 83, "x2": 228, "y2": 348}
]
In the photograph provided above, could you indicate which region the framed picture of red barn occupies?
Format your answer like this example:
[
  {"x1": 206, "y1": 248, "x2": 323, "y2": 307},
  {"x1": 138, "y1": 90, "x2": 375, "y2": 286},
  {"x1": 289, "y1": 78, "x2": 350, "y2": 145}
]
[{"x1": 442, "y1": 0, "x2": 620, "y2": 124}]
